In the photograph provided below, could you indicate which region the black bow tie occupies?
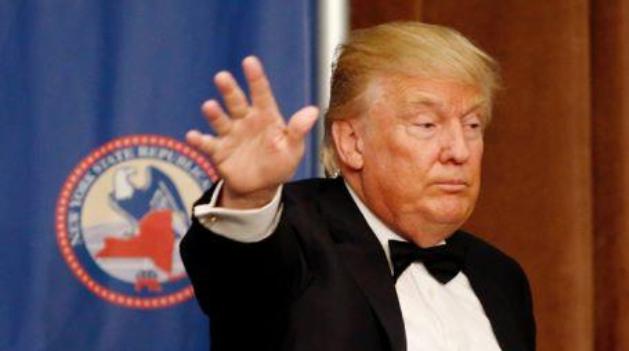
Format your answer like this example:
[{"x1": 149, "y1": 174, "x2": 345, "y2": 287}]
[{"x1": 388, "y1": 239, "x2": 465, "y2": 284}]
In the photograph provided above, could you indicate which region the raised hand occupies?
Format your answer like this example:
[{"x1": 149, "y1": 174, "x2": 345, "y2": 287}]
[{"x1": 186, "y1": 56, "x2": 319, "y2": 209}]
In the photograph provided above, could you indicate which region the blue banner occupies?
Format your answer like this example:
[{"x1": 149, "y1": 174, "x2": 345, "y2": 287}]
[{"x1": 0, "y1": 1, "x2": 316, "y2": 350}]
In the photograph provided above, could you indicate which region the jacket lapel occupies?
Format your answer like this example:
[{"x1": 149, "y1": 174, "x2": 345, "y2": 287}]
[
  {"x1": 314, "y1": 180, "x2": 527, "y2": 351},
  {"x1": 454, "y1": 232, "x2": 525, "y2": 351},
  {"x1": 319, "y1": 178, "x2": 406, "y2": 351}
]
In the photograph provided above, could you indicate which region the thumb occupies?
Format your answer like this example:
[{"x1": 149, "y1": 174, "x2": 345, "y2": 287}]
[{"x1": 287, "y1": 106, "x2": 319, "y2": 141}]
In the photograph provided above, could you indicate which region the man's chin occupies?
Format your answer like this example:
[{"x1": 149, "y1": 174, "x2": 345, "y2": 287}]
[{"x1": 427, "y1": 201, "x2": 474, "y2": 225}]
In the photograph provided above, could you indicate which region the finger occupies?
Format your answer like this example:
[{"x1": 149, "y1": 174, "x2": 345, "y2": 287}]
[
  {"x1": 185, "y1": 129, "x2": 204, "y2": 148},
  {"x1": 201, "y1": 100, "x2": 232, "y2": 135},
  {"x1": 186, "y1": 130, "x2": 218, "y2": 156},
  {"x1": 214, "y1": 71, "x2": 249, "y2": 118},
  {"x1": 287, "y1": 106, "x2": 319, "y2": 141},
  {"x1": 242, "y1": 56, "x2": 280, "y2": 113}
]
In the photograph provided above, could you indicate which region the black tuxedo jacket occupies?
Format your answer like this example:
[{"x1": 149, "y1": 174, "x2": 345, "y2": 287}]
[{"x1": 180, "y1": 177, "x2": 535, "y2": 351}]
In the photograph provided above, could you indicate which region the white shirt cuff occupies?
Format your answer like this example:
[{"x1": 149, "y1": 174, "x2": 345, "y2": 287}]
[{"x1": 193, "y1": 181, "x2": 283, "y2": 243}]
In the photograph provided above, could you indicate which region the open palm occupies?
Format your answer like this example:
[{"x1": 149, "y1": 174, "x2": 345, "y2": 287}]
[{"x1": 186, "y1": 56, "x2": 319, "y2": 208}]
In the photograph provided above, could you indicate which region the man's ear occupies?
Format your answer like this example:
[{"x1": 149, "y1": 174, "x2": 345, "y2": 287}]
[{"x1": 331, "y1": 120, "x2": 364, "y2": 170}]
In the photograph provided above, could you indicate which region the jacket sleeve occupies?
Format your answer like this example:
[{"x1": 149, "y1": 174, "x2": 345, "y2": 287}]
[{"x1": 179, "y1": 186, "x2": 309, "y2": 349}]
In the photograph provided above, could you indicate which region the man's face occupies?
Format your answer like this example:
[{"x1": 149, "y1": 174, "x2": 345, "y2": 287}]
[{"x1": 356, "y1": 75, "x2": 486, "y2": 243}]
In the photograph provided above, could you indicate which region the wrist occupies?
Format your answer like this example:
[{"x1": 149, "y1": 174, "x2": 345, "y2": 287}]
[{"x1": 219, "y1": 184, "x2": 280, "y2": 209}]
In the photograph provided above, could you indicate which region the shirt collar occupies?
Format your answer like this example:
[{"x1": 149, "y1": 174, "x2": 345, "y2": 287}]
[
  {"x1": 344, "y1": 181, "x2": 405, "y2": 273},
  {"x1": 343, "y1": 181, "x2": 447, "y2": 273}
]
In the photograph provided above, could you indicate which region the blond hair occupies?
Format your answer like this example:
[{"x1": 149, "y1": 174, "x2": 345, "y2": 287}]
[{"x1": 321, "y1": 21, "x2": 500, "y2": 175}]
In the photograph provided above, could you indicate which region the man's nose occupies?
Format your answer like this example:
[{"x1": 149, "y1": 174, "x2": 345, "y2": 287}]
[{"x1": 439, "y1": 122, "x2": 470, "y2": 164}]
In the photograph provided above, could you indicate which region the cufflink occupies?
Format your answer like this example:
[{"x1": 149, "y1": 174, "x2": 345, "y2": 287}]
[{"x1": 201, "y1": 215, "x2": 219, "y2": 227}]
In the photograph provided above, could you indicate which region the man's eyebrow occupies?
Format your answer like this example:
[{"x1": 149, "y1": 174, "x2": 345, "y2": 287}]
[
  {"x1": 404, "y1": 93, "x2": 442, "y2": 107},
  {"x1": 461, "y1": 97, "x2": 488, "y2": 117},
  {"x1": 403, "y1": 94, "x2": 488, "y2": 116}
]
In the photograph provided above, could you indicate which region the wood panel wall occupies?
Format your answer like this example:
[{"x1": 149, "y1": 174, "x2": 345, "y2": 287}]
[{"x1": 591, "y1": 1, "x2": 629, "y2": 350}]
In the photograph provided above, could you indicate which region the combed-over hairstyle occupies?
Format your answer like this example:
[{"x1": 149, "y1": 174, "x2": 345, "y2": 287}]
[{"x1": 321, "y1": 21, "x2": 500, "y2": 175}]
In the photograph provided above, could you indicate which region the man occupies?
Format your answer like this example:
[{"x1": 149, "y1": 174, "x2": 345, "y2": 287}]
[{"x1": 181, "y1": 22, "x2": 535, "y2": 351}]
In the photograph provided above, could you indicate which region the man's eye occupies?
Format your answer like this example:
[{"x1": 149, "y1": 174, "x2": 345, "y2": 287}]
[
  {"x1": 406, "y1": 122, "x2": 438, "y2": 139},
  {"x1": 415, "y1": 123, "x2": 436, "y2": 129},
  {"x1": 463, "y1": 122, "x2": 484, "y2": 138}
]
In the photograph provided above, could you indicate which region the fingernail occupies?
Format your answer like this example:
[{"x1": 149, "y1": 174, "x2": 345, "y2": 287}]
[
  {"x1": 214, "y1": 71, "x2": 230, "y2": 82},
  {"x1": 202, "y1": 100, "x2": 216, "y2": 110},
  {"x1": 186, "y1": 130, "x2": 199, "y2": 140},
  {"x1": 243, "y1": 55, "x2": 259, "y2": 66}
]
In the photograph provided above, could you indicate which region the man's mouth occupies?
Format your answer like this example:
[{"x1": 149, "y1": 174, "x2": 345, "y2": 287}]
[{"x1": 432, "y1": 179, "x2": 468, "y2": 192}]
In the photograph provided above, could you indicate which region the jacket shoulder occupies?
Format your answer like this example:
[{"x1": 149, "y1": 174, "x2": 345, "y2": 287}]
[
  {"x1": 457, "y1": 230, "x2": 529, "y2": 282},
  {"x1": 281, "y1": 178, "x2": 342, "y2": 213},
  {"x1": 283, "y1": 177, "x2": 339, "y2": 199}
]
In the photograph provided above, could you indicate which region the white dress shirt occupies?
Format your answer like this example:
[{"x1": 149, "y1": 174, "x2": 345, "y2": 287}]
[{"x1": 193, "y1": 181, "x2": 502, "y2": 351}]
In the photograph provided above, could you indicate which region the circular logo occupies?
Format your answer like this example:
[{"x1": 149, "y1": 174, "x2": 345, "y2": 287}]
[{"x1": 56, "y1": 135, "x2": 217, "y2": 309}]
